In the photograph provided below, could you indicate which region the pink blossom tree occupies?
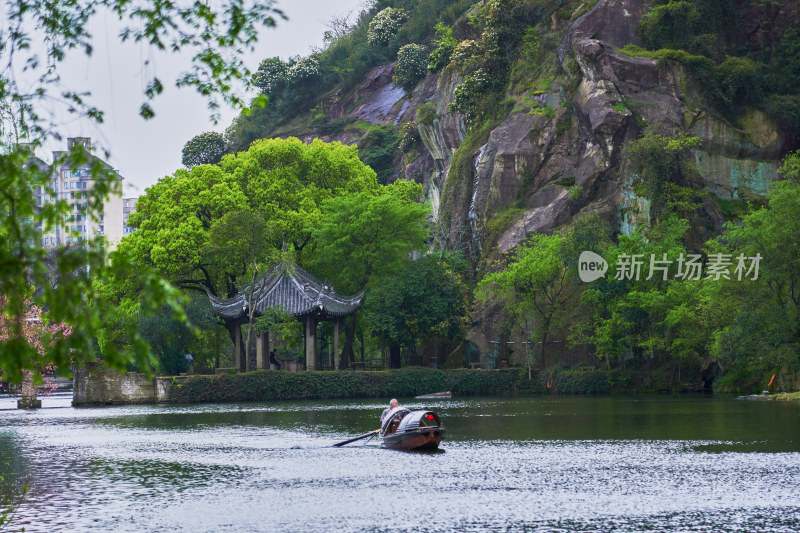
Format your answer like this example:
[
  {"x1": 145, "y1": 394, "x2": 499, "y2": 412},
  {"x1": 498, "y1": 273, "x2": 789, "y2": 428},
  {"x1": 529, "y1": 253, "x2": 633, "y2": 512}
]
[{"x1": 0, "y1": 293, "x2": 71, "y2": 408}]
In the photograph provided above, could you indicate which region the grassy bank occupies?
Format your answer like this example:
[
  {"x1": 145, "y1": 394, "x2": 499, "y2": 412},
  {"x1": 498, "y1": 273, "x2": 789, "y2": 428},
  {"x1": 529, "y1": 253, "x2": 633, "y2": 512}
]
[
  {"x1": 168, "y1": 366, "x2": 627, "y2": 403},
  {"x1": 769, "y1": 392, "x2": 800, "y2": 401}
]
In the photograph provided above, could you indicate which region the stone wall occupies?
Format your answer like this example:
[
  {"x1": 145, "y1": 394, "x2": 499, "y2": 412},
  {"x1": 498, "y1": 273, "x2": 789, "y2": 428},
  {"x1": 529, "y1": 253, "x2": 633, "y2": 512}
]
[{"x1": 72, "y1": 362, "x2": 172, "y2": 406}]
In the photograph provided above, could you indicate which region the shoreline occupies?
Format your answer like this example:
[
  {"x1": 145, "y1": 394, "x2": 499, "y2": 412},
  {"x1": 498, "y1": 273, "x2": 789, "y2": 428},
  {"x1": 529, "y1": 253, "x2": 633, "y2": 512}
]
[{"x1": 737, "y1": 391, "x2": 800, "y2": 401}]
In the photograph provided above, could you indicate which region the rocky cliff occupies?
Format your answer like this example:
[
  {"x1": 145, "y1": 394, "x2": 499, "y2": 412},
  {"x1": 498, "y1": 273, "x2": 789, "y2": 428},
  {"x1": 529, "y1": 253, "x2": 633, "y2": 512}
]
[{"x1": 305, "y1": 0, "x2": 797, "y2": 261}]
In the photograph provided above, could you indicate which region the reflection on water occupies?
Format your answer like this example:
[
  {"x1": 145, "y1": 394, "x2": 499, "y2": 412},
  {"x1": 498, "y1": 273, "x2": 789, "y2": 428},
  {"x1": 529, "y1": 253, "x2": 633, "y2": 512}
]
[{"x1": 0, "y1": 393, "x2": 798, "y2": 532}]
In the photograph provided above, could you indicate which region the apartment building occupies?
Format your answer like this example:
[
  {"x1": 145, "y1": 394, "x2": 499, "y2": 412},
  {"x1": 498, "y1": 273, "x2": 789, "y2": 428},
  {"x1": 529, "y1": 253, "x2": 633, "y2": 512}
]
[{"x1": 38, "y1": 137, "x2": 135, "y2": 249}]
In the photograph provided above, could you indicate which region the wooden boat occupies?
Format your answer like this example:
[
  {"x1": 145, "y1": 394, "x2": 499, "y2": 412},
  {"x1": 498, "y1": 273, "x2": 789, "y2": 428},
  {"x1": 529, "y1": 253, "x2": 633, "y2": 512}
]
[
  {"x1": 379, "y1": 407, "x2": 444, "y2": 451},
  {"x1": 414, "y1": 391, "x2": 452, "y2": 399}
]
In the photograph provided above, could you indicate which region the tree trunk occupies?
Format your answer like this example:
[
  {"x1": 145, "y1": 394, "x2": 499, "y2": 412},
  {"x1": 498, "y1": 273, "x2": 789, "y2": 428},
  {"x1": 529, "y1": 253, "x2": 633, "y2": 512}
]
[
  {"x1": 341, "y1": 314, "x2": 357, "y2": 369},
  {"x1": 539, "y1": 316, "x2": 550, "y2": 370},
  {"x1": 389, "y1": 343, "x2": 401, "y2": 369}
]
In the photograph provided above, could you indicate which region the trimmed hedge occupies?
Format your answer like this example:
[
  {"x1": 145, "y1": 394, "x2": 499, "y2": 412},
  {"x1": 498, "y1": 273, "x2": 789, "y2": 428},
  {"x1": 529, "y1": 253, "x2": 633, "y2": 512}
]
[
  {"x1": 168, "y1": 366, "x2": 625, "y2": 403},
  {"x1": 517, "y1": 367, "x2": 630, "y2": 395},
  {"x1": 169, "y1": 367, "x2": 520, "y2": 403}
]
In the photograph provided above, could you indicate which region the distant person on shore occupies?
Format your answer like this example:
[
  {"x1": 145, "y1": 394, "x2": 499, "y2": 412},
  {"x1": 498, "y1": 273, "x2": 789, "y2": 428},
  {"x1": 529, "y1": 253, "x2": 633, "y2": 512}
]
[
  {"x1": 380, "y1": 399, "x2": 399, "y2": 425},
  {"x1": 269, "y1": 350, "x2": 280, "y2": 370}
]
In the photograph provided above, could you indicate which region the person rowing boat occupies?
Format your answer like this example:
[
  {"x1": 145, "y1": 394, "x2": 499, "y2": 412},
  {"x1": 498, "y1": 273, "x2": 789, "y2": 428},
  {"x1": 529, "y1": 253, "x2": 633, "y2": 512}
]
[{"x1": 380, "y1": 399, "x2": 399, "y2": 425}]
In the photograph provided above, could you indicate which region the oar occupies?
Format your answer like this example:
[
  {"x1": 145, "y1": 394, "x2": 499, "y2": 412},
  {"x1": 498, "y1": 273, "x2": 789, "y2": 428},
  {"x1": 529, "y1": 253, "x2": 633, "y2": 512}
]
[{"x1": 332, "y1": 429, "x2": 380, "y2": 447}]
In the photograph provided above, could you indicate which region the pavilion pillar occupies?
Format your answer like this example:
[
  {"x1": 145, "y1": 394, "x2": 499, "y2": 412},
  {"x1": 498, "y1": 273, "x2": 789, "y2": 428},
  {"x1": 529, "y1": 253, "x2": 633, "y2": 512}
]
[
  {"x1": 334, "y1": 318, "x2": 341, "y2": 371},
  {"x1": 234, "y1": 323, "x2": 247, "y2": 372},
  {"x1": 305, "y1": 315, "x2": 316, "y2": 370},
  {"x1": 256, "y1": 331, "x2": 269, "y2": 370}
]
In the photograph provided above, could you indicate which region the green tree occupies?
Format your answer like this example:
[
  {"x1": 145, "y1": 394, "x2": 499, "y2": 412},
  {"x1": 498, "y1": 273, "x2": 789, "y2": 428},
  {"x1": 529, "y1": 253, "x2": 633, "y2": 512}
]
[
  {"x1": 252, "y1": 57, "x2": 289, "y2": 96},
  {"x1": 575, "y1": 216, "x2": 696, "y2": 373},
  {"x1": 477, "y1": 233, "x2": 570, "y2": 375},
  {"x1": 208, "y1": 209, "x2": 275, "y2": 360},
  {"x1": 182, "y1": 132, "x2": 227, "y2": 168},
  {"x1": 367, "y1": 8, "x2": 408, "y2": 47},
  {"x1": 365, "y1": 254, "x2": 469, "y2": 367},
  {"x1": 119, "y1": 164, "x2": 250, "y2": 298},
  {"x1": 624, "y1": 132, "x2": 702, "y2": 222},
  {"x1": 139, "y1": 295, "x2": 218, "y2": 375},
  {"x1": 428, "y1": 23, "x2": 458, "y2": 73},
  {"x1": 704, "y1": 153, "x2": 800, "y2": 389},
  {"x1": 393, "y1": 44, "x2": 428, "y2": 92},
  {"x1": 307, "y1": 179, "x2": 430, "y2": 365},
  {"x1": 639, "y1": 1, "x2": 702, "y2": 50},
  {"x1": 1, "y1": 1, "x2": 282, "y2": 380},
  {"x1": 478, "y1": 214, "x2": 611, "y2": 377},
  {"x1": 122, "y1": 137, "x2": 378, "y2": 299}
]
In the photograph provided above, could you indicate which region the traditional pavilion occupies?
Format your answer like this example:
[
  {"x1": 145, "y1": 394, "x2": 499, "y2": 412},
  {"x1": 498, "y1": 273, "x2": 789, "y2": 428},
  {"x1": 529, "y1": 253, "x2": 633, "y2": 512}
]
[{"x1": 208, "y1": 262, "x2": 363, "y2": 371}]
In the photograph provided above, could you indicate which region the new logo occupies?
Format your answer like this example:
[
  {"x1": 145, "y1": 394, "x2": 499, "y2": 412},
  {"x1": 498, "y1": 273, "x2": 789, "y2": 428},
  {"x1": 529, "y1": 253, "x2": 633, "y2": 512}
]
[{"x1": 578, "y1": 251, "x2": 608, "y2": 282}]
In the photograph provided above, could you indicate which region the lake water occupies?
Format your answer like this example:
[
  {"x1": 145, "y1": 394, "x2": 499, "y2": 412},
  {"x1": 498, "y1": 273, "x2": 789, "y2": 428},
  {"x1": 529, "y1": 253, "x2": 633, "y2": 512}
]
[{"x1": 1, "y1": 393, "x2": 799, "y2": 532}]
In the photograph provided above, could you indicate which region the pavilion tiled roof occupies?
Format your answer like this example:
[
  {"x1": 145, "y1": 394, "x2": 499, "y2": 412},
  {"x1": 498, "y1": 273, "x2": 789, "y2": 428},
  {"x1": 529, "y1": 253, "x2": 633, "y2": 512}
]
[{"x1": 208, "y1": 262, "x2": 363, "y2": 320}]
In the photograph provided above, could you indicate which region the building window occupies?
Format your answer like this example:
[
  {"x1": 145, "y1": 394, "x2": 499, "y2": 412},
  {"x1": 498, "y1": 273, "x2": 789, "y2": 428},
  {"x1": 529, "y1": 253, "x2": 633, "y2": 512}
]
[
  {"x1": 63, "y1": 183, "x2": 68, "y2": 190},
  {"x1": 62, "y1": 171, "x2": 69, "y2": 178}
]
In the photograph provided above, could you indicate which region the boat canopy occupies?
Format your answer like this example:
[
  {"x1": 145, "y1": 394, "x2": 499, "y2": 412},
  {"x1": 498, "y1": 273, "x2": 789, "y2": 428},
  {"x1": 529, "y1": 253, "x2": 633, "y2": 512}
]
[
  {"x1": 380, "y1": 407, "x2": 410, "y2": 433},
  {"x1": 396, "y1": 411, "x2": 440, "y2": 433}
]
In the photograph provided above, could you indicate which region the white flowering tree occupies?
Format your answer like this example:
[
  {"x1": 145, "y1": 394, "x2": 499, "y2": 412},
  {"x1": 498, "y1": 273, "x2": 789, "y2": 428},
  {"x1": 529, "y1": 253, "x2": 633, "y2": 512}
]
[
  {"x1": 367, "y1": 8, "x2": 408, "y2": 47},
  {"x1": 286, "y1": 57, "x2": 321, "y2": 87},
  {"x1": 394, "y1": 44, "x2": 428, "y2": 92}
]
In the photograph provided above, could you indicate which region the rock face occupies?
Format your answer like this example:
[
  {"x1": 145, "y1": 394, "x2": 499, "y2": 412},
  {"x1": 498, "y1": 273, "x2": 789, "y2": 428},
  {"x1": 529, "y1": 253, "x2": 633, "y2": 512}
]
[
  {"x1": 320, "y1": 0, "x2": 795, "y2": 256},
  {"x1": 419, "y1": 0, "x2": 796, "y2": 252}
]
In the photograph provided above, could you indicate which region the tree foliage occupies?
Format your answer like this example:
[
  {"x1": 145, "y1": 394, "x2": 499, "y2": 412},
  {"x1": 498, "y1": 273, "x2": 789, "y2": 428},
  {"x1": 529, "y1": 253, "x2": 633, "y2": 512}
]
[
  {"x1": 624, "y1": 132, "x2": 703, "y2": 222},
  {"x1": 367, "y1": 8, "x2": 408, "y2": 47},
  {"x1": 252, "y1": 57, "x2": 290, "y2": 96},
  {"x1": 139, "y1": 295, "x2": 218, "y2": 376},
  {"x1": 476, "y1": 214, "x2": 611, "y2": 372},
  {"x1": 121, "y1": 138, "x2": 378, "y2": 299},
  {"x1": 0, "y1": 0, "x2": 283, "y2": 379},
  {"x1": 307, "y1": 179, "x2": 429, "y2": 294},
  {"x1": 428, "y1": 23, "x2": 458, "y2": 73},
  {"x1": 182, "y1": 132, "x2": 227, "y2": 168},
  {"x1": 393, "y1": 44, "x2": 428, "y2": 92},
  {"x1": 704, "y1": 160, "x2": 800, "y2": 384}
]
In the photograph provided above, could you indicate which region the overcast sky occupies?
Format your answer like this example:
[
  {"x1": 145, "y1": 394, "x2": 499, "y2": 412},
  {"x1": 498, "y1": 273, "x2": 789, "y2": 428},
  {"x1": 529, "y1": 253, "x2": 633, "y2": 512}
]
[{"x1": 41, "y1": 0, "x2": 367, "y2": 197}]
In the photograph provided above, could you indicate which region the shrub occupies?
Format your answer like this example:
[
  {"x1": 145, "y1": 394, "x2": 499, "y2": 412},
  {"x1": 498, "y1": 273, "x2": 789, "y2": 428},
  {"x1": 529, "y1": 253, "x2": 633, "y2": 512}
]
[
  {"x1": 168, "y1": 367, "x2": 523, "y2": 403},
  {"x1": 639, "y1": 1, "x2": 702, "y2": 50},
  {"x1": 310, "y1": 104, "x2": 355, "y2": 136},
  {"x1": 715, "y1": 56, "x2": 763, "y2": 107},
  {"x1": 286, "y1": 56, "x2": 320, "y2": 86},
  {"x1": 451, "y1": 69, "x2": 494, "y2": 123},
  {"x1": 623, "y1": 132, "x2": 702, "y2": 221},
  {"x1": 765, "y1": 95, "x2": 800, "y2": 132},
  {"x1": 357, "y1": 124, "x2": 399, "y2": 184},
  {"x1": 397, "y1": 121, "x2": 420, "y2": 152},
  {"x1": 569, "y1": 185, "x2": 583, "y2": 201},
  {"x1": 393, "y1": 44, "x2": 428, "y2": 92},
  {"x1": 416, "y1": 101, "x2": 437, "y2": 127},
  {"x1": 777, "y1": 28, "x2": 800, "y2": 94},
  {"x1": 428, "y1": 23, "x2": 458, "y2": 73},
  {"x1": 367, "y1": 8, "x2": 408, "y2": 47},
  {"x1": 450, "y1": 40, "x2": 483, "y2": 74},
  {"x1": 252, "y1": 57, "x2": 288, "y2": 96}
]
